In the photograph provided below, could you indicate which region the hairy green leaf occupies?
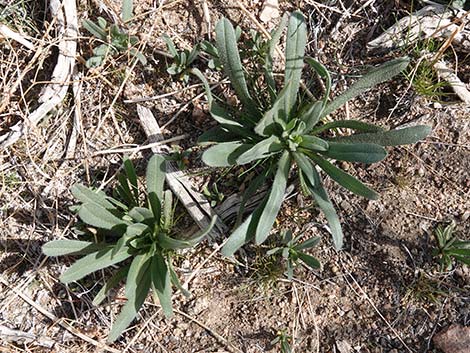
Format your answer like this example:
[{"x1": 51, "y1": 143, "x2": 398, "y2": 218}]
[
  {"x1": 311, "y1": 120, "x2": 384, "y2": 134},
  {"x1": 254, "y1": 81, "x2": 292, "y2": 136},
  {"x1": 162, "y1": 34, "x2": 178, "y2": 57},
  {"x1": 236, "y1": 135, "x2": 282, "y2": 165},
  {"x1": 216, "y1": 18, "x2": 258, "y2": 116},
  {"x1": 299, "y1": 135, "x2": 329, "y2": 152},
  {"x1": 128, "y1": 207, "x2": 154, "y2": 223},
  {"x1": 163, "y1": 190, "x2": 173, "y2": 230},
  {"x1": 298, "y1": 252, "x2": 321, "y2": 269},
  {"x1": 126, "y1": 222, "x2": 149, "y2": 237},
  {"x1": 117, "y1": 173, "x2": 137, "y2": 207},
  {"x1": 255, "y1": 151, "x2": 291, "y2": 244},
  {"x1": 197, "y1": 126, "x2": 240, "y2": 145},
  {"x1": 322, "y1": 57, "x2": 410, "y2": 117},
  {"x1": 123, "y1": 158, "x2": 139, "y2": 204},
  {"x1": 265, "y1": 14, "x2": 288, "y2": 98},
  {"x1": 307, "y1": 168, "x2": 344, "y2": 250},
  {"x1": 146, "y1": 154, "x2": 166, "y2": 202},
  {"x1": 71, "y1": 184, "x2": 115, "y2": 209},
  {"x1": 83, "y1": 19, "x2": 107, "y2": 41},
  {"x1": 151, "y1": 251, "x2": 173, "y2": 317},
  {"x1": 299, "y1": 101, "x2": 324, "y2": 132},
  {"x1": 293, "y1": 152, "x2": 316, "y2": 187},
  {"x1": 93, "y1": 265, "x2": 130, "y2": 306},
  {"x1": 78, "y1": 203, "x2": 128, "y2": 230},
  {"x1": 332, "y1": 125, "x2": 431, "y2": 146},
  {"x1": 42, "y1": 240, "x2": 108, "y2": 257},
  {"x1": 284, "y1": 11, "x2": 307, "y2": 118},
  {"x1": 108, "y1": 253, "x2": 151, "y2": 342},
  {"x1": 158, "y1": 216, "x2": 216, "y2": 249},
  {"x1": 121, "y1": 0, "x2": 133, "y2": 21},
  {"x1": 168, "y1": 258, "x2": 190, "y2": 297},
  {"x1": 60, "y1": 246, "x2": 132, "y2": 283},
  {"x1": 320, "y1": 141, "x2": 387, "y2": 163},
  {"x1": 305, "y1": 57, "x2": 331, "y2": 106},
  {"x1": 309, "y1": 154, "x2": 379, "y2": 200},
  {"x1": 202, "y1": 141, "x2": 252, "y2": 167},
  {"x1": 295, "y1": 236, "x2": 321, "y2": 251}
]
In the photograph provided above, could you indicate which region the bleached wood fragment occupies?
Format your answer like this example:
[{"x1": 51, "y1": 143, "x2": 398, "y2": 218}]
[
  {"x1": 0, "y1": 324, "x2": 55, "y2": 348},
  {"x1": 0, "y1": 24, "x2": 34, "y2": 49},
  {"x1": 368, "y1": 4, "x2": 470, "y2": 51},
  {"x1": 434, "y1": 60, "x2": 470, "y2": 103},
  {"x1": 0, "y1": 0, "x2": 78, "y2": 149},
  {"x1": 137, "y1": 105, "x2": 228, "y2": 239},
  {"x1": 260, "y1": 0, "x2": 280, "y2": 23}
]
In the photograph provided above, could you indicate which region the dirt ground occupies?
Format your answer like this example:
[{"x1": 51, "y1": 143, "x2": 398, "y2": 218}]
[{"x1": 0, "y1": 0, "x2": 469, "y2": 352}]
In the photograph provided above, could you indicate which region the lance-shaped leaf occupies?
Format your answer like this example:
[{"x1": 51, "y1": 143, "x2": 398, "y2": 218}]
[
  {"x1": 121, "y1": 0, "x2": 133, "y2": 21},
  {"x1": 128, "y1": 207, "x2": 154, "y2": 223},
  {"x1": 332, "y1": 125, "x2": 431, "y2": 146},
  {"x1": 163, "y1": 190, "x2": 173, "y2": 230},
  {"x1": 93, "y1": 265, "x2": 130, "y2": 306},
  {"x1": 116, "y1": 173, "x2": 137, "y2": 207},
  {"x1": 265, "y1": 14, "x2": 288, "y2": 99},
  {"x1": 222, "y1": 199, "x2": 265, "y2": 256},
  {"x1": 210, "y1": 102, "x2": 245, "y2": 128},
  {"x1": 284, "y1": 11, "x2": 307, "y2": 118},
  {"x1": 236, "y1": 165, "x2": 273, "y2": 224},
  {"x1": 78, "y1": 203, "x2": 128, "y2": 230},
  {"x1": 255, "y1": 151, "x2": 291, "y2": 244},
  {"x1": 307, "y1": 168, "x2": 344, "y2": 250},
  {"x1": 123, "y1": 158, "x2": 139, "y2": 204},
  {"x1": 202, "y1": 141, "x2": 252, "y2": 167},
  {"x1": 42, "y1": 240, "x2": 108, "y2": 257},
  {"x1": 83, "y1": 19, "x2": 107, "y2": 41},
  {"x1": 146, "y1": 154, "x2": 166, "y2": 201},
  {"x1": 311, "y1": 120, "x2": 384, "y2": 134},
  {"x1": 151, "y1": 251, "x2": 173, "y2": 317},
  {"x1": 168, "y1": 257, "x2": 190, "y2": 298},
  {"x1": 295, "y1": 236, "x2": 321, "y2": 251},
  {"x1": 158, "y1": 216, "x2": 217, "y2": 249},
  {"x1": 236, "y1": 135, "x2": 282, "y2": 165},
  {"x1": 108, "y1": 253, "x2": 152, "y2": 342},
  {"x1": 71, "y1": 184, "x2": 116, "y2": 209},
  {"x1": 298, "y1": 252, "x2": 321, "y2": 269},
  {"x1": 299, "y1": 135, "x2": 329, "y2": 152},
  {"x1": 305, "y1": 57, "x2": 331, "y2": 106},
  {"x1": 299, "y1": 101, "x2": 324, "y2": 133},
  {"x1": 125, "y1": 223, "x2": 149, "y2": 237},
  {"x1": 322, "y1": 57, "x2": 410, "y2": 117},
  {"x1": 320, "y1": 141, "x2": 387, "y2": 164},
  {"x1": 192, "y1": 68, "x2": 257, "y2": 138},
  {"x1": 254, "y1": 81, "x2": 292, "y2": 136},
  {"x1": 216, "y1": 18, "x2": 258, "y2": 116},
  {"x1": 60, "y1": 246, "x2": 133, "y2": 283},
  {"x1": 293, "y1": 152, "x2": 316, "y2": 188},
  {"x1": 198, "y1": 126, "x2": 240, "y2": 145},
  {"x1": 309, "y1": 154, "x2": 379, "y2": 200},
  {"x1": 162, "y1": 34, "x2": 178, "y2": 57}
]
